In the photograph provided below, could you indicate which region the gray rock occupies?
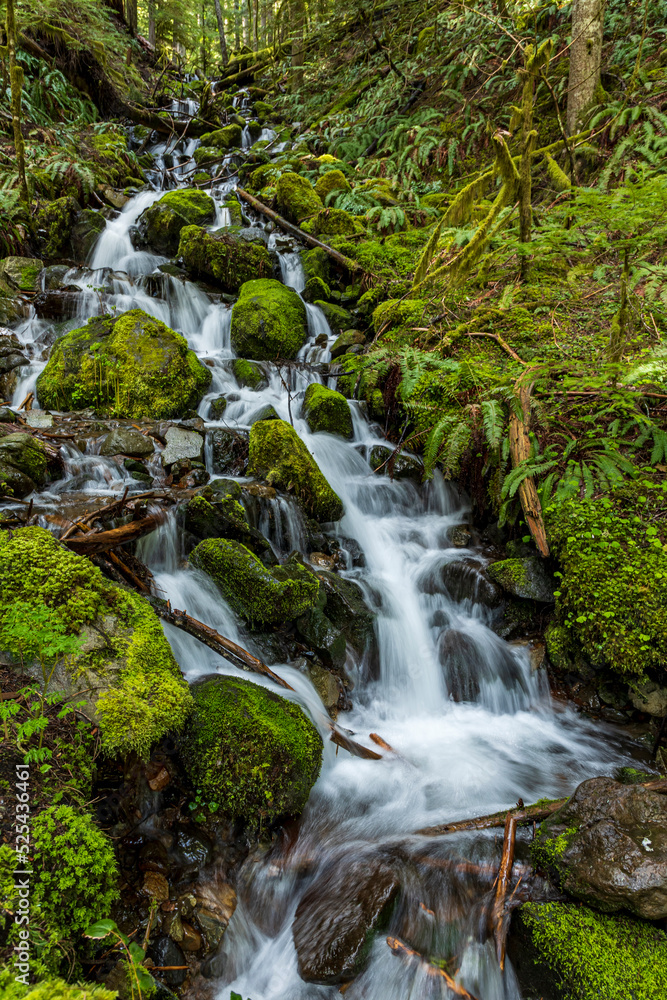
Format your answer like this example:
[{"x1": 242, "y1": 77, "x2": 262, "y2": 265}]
[
  {"x1": 369, "y1": 445, "x2": 423, "y2": 481},
  {"x1": 0, "y1": 330, "x2": 29, "y2": 398},
  {"x1": 0, "y1": 256, "x2": 43, "y2": 292},
  {"x1": 487, "y1": 556, "x2": 555, "y2": 603},
  {"x1": 207, "y1": 427, "x2": 248, "y2": 476},
  {"x1": 533, "y1": 776, "x2": 667, "y2": 920},
  {"x1": 25, "y1": 411, "x2": 54, "y2": 429},
  {"x1": 101, "y1": 426, "x2": 155, "y2": 457},
  {"x1": 629, "y1": 681, "x2": 667, "y2": 717},
  {"x1": 161, "y1": 426, "x2": 204, "y2": 466}
]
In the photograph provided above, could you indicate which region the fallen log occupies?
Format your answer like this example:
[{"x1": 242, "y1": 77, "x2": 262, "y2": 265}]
[
  {"x1": 329, "y1": 726, "x2": 382, "y2": 760},
  {"x1": 236, "y1": 187, "x2": 373, "y2": 279},
  {"x1": 62, "y1": 514, "x2": 164, "y2": 554},
  {"x1": 509, "y1": 379, "x2": 549, "y2": 558},
  {"x1": 387, "y1": 937, "x2": 480, "y2": 1000},
  {"x1": 492, "y1": 811, "x2": 517, "y2": 970}
]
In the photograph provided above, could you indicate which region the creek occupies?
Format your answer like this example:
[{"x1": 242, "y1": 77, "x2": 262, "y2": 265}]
[{"x1": 8, "y1": 95, "x2": 635, "y2": 1000}]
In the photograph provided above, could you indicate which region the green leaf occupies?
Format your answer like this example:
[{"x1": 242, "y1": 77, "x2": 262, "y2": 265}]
[{"x1": 85, "y1": 919, "x2": 117, "y2": 939}]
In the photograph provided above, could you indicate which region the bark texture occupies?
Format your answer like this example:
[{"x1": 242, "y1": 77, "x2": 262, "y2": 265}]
[{"x1": 566, "y1": 0, "x2": 606, "y2": 134}]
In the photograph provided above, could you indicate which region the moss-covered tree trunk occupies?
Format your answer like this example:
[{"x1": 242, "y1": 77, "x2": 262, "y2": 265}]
[
  {"x1": 213, "y1": 0, "x2": 229, "y2": 65},
  {"x1": 148, "y1": 0, "x2": 156, "y2": 47},
  {"x1": 291, "y1": 0, "x2": 305, "y2": 93},
  {"x1": 5, "y1": 0, "x2": 28, "y2": 205},
  {"x1": 566, "y1": 0, "x2": 606, "y2": 134}
]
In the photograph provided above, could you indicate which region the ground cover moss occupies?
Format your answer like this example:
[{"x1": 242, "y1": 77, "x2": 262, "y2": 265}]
[
  {"x1": 36, "y1": 309, "x2": 210, "y2": 418},
  {"x1": 179, "y1": 674, "x2": 322, "y2": 825}
]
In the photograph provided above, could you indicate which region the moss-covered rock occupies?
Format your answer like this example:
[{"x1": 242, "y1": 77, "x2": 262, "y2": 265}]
[
  {"x1": 191, "y1": 538, "x2": 319, "y2": 625},
  {"x1": 372, "y1": 298, "x2": 427, "y2": 336},
  {"x1": 193, "y1": 145, "x2": 221, "y2": 167},
  {"x1": 301, "y1": 209, "x2": 364, "y2": 237},
  {"x1": 136, "y1": 190, "x2": 216, "y2": 255},
  {"x1": 313, "y1": 300, "x2": 352, "y2": 335},
  {"x1": 35, "y1": 197, "x2": 80, "y2": 259},
  {"x1": 0, "y1": 434, "x2": 48, "y2": 496},
  {"x1": 230, "y1": 279, "x2": 307, "y2": 360},
  {"x1": 182, "y1": 492, "x2": 272, "y2": 560},
  {"x1": 232, "y1": 357, "x2": 267, "y2": 389},
  {"x1": 315, "y1": 169, "x2": 351, "y2": 202},
  {"x1": 303, "y1": 383, "x2": 353, "y2": 437},
  {"x1": 0, "y1": 527, "x2": 192, "y2": 758},
  {"x1": 223, "y1": 193, "x2": 244, "y2": 226},
  {"x1": 70, "y1": 209, "x2": 107, "y2": 261},
  {"x1": 199, "y1": 123, "x2": 243, "y2": 149},
  {"x1": 252, "y1": 100, "x2": 275, "y2": 122},
  {"x1": 248, "y1": 162, "x2": 279, "y2": 193},
  {"x1": 0, "y1": 256, "x2": 43, "y2": 292},
  {"x1": 511, "y1": 901, "x2": 667, "y2": 1000},
  {"x1": 178, "y1": 225, "x2": 271, "y2": 292},
  {"x1": 331, "y1": 329, "x2": 366, "y2": 359},
  {"x1": 276, "y1": 172, "x2": 323, "y2": 224},
  {"x1": 180, "y1": 674, "x2": 322, "y2": 825},
  {"x1": 303, "y1": 275, "x2": 331, "y2": 303},
  {"x1": 36, "y1": 309, "x2": 211, "y2": 418},
  {"x1": 303, "y1": 247, "x2": 331, "y2": 284},
  {"x1": 488, "y1": 556, "x2": 555, "y2": 603},
  {"x1": 248, "y1": 418, "x2": 343, "y2": 521}
]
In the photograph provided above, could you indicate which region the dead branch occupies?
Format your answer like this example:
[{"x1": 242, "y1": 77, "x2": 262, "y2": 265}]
[
  {"x1": 62, "y1": 514, "x2": 164, "y2": 554},
  {"x1": 509, "y1": 379, "x2": 549, "y2": 557},
  {"x1": 463, "y1": 331, "x2": 526, "y2": 365},
  {"x1": 387, "y1": 937, "x2": 481, "y2": 1000},
  {"x1": 492, "y1": 811, "x2": 517, "y2": 970},
  {"x1": 329, "y1": 726, "x2": 382, "y2": 760}
]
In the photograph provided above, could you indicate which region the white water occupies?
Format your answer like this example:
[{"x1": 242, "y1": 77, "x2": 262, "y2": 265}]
[{"x1": 12, "y1": 109, "x2": 633, "y2": 1000}]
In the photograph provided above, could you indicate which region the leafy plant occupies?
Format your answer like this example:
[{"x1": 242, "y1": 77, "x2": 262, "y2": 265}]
[{"x1": 85, "y1": 920, "x2": 153, "y2": 1000}]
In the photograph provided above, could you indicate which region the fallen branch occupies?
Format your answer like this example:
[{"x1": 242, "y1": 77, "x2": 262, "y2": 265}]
[
  {"x1": 492, "y1": 812, "x2": 517, "y2": 970},
  {"x1": 463, "y1": 331, "x2": 526, "y2": 365},
  {"x1": 236, "y1": 187, "x2": 374, "y2": 279},
  {"x1": 387, "y1": 937, "x2": 480, "y2": 1000},
  {"x1": 62, "y1": 514, "x2": 164, "y2": 554},
  {"x1": 509, "y1": 379, "x2": 549, "y2": 557},
  {"x1": 329, "y1": 726, "x2": 382, "y2": 760}
]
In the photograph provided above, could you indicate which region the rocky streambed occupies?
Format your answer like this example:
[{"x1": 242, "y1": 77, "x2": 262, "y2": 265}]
[{"x1": 1, "y1": 91, "x2": 667, "y2": 1000}]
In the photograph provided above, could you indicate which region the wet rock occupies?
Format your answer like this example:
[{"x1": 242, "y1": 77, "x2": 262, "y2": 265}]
[
  {"x1": 180, "y1": 921, "x2": 202, "y2": 952},
  {"x1": 232, "y1": 358, "x2": 267, "y2": 389},
  {"x1": 194, "y1": 878, "x2": 237, "y2": 952},
  {"x1": 70, "y1": 209, "x2": 107, "y2": 261},
  {"x1": 629, "y1": 680, "x2": 667, "y2": 717},
  {"x1": 33, "y1": 289, "x2": 82, "y2": 322},
  {"x1": 146, "y1": 763, "x2": 171, "y2": 792},
  {"x1": 248, "y1": 418, "x2": 343, "y2": 522},
  {"x1": 303, "y1": 383, "x2": 352, "y2": 438},
  {"x1": 100, "y1": 185, "x2": 130, "y2": 210},
  {"x1": 248, "y1": 403, "x2": 279, "y2": 425},
  {"x1": 143, "y1": 871, "x2": 170, "y2": 902},
  {"x1": 440, "y1": 558, "x2": 502, "y2": 607},
  {"x1": 178, "y1": 225, "x2": 271, "y2": 293},
  {"x1": 182, "y1": 491, "x2": 272, "y2": 561},
  {"x1": 439, "y1": 628, "x2": 526, "y2": 702},
  {"x1": 276, "y1": 172, "x2": 323, "y2": 224},
  {"x1": 208, "y1": 395, "x2": 227, "y2": 419},
  {"x1": 173, "y1": 829, "x2": 212, "y2": 873},
  {"x1": 200, "y1": 123, "x2": 243, "y2": 148},
  {"x1": 303, "y1": 275, "x2": 331, "y2": 303},
  {"x1": 180, "y1": 674, "x2": 322, "y2": 825},
  {"x1": 369, "y1": 445, "x2": 423, "y2": 481},
  {"x1": 532, "y1": 776, "x2": 667, "y2": 919},
  {"x1": 316, "y1": 570, "x2": 375, "y2": 655},
  {"x1": 0, "y1": 433, "x2": 48, "y2": 493},
  {"x1": 447, "y1": 524, "x2": 472, "y2": 547},
  {"x1": 136, "y1": 190, "x2": 216, "y2": 256},
  {"x1": 43, "y1": 264, "x2": 72, "y2": 290},
  {"x1": 101, "y1": 426, "x2": 155, "y2": 457},
  {"x1": 0, "y1": 461, "x2": 35, "y2": 499},
  {"x1": 307, "y1": 661, "x2": 342, "y2": 713},
  {"x1": 191, "y1": 539, "x2": 318, "y2": 626},
  {"x1": 0, "y1": 256, "x2": 43, "y2": 292},
  {"x1": 207, "y1": 427, "x2": 249, "y2": 476},
  {"x1": 0, "y1": 407, "x2": 18, "y2": 423},
  {"x1": 161, "y1": 426, "x2": 204, "y2": 466},
  {"x1": 313, "y1": 300, "x2": 352, "y2": 336},
  {"x1": 487, "y1": 556, "x2": 555, "y2": 603},
  {"x1": 36, "y1": 309, "x2": 211, "y2": 419},
  {"x1": 148, "y1": 936, "x2": 187, "y2": 987},
  {"x1": 0, "y1": 330, "x2": 29, "y2": 398},
  {"x1": 231, "y1": 279, "x2": 307, "y2": 361},
  {"x1": 330, "y1": 329, "x2": 366, "y2": 359},
  {"x1": 296, "y1": 604, "x2": 346, "y2": 671},
  {"x1": 25, "y1": 411, "x2": 54, "y2": 429},
  {"x1": 293, "y1": 854, "x2": 399, "y2": 984}
]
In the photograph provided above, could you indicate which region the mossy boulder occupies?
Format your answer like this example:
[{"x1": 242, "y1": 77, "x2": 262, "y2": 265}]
[
  {"x1": 313, "y1": 300, "x2": 352, "y2": 335},
  {"x1": 199, "y1": 123, "x2": 243, "y2": 149},
  {"x1": 136, "y1": 190, "x2": 216, "y2": 255},
  {"x1": 314, "y1": 169, "x2": 351, "y2": 202},
  {"x1": 372, "y1": 298, "x2": 427, "y2": 336},
  {"x1": 303, "y1": 383, "x2": 353, "y2": 438},
  {"x1": 331, "y1": 329, "x2": 366, "y2": 359},
  {"x1": 182, "y1": 492, "x2": 272, "y2": 560},
  {"x1": 178, "y1": 225, "x2": 271, "y2": 292},
  {"x1": 301, "y1": 209, "x2": 364, "y2": 237},
  {"x1": 510, "y1": 901, "x2": 667, "y2": 1000},
  {"x1": 70, "y1": 210, "x2": 107, "y2": 261},
  {"x1": 248, "y1": 418, "x2": 343, "y2": 522},
  {"x1": 248, "y1": 162, "x2": 279, "y2": 193},
  {"x1": 0, "y1": 433, "x2": 48, "y2": 499},
  {"x1": 191, "y1": 538, "x2": 319, "y2": 625},
  {"x1": 36, "y1": 309, "x2": 211, "y2": 418},
  {"x1": 488, "y1": 556, "x2": 555, "y2": 603},
  {"x1": 303, "y1": 247, "x2": 331, "y2": 284},
  {"x1": 193, "y1": 145, "x2": 221, "y2": 167},
  {"x1": 303, "y1": 275, "x2": 331, "y2": 303},
  {"x1": 276, "y1": 172, "x2": 323, "y2": 224},
  {"x1": 223, "y1": 193, "x2": 243, "y2": 226},
  {"x1": 416, "y1": 26, "x2": 435, "y2": 53},
  {"x1": 180, "y1": 674, "x2": 322, "y2": 825},
  {"x1": 252, "y1": 100, "x2": 275, "y2": 122},
  {"x1": 35, "y1": 197, "x2": 80, "y2": 258},
  {"x1": 232, "y1": 357, "x2": 267, "y2": 389},
  {"x1": 0, "y1": 256, "x2": 43, "y2": 292},
  {"x1": 230, "y1": 279, "x2": 308, "y2": 360},
  {"x1": 0, "y1": 527, "x2": 192, "y2": 758}
]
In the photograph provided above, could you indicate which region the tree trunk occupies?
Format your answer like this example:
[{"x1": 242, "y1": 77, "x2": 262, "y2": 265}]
[
  {"x1": 126, "y1": 0, "x2": 138, "y2": 35},
  {"x1": 290, "y1": 0, "x2": 305, "y2": 93},
  {"x1": 148, "y1": 0, "x2": 156, "y2": 47},
  {"x1": 234, "y1": 0, "x2": 240, "y2": 49},
  {"x1": 566, "y1": 0, "x2": 606, "y2": 134},
  {"x1": 5, "y1": 0, "x2": 28, "y2": 205},
  {"x1": 213, "y1": 0, "x2": 229, "y2": 65}
]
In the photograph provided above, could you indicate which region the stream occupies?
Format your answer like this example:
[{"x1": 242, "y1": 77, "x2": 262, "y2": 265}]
[{"x1": 9, "y1": 97, "x2": 635, "y2": 999}]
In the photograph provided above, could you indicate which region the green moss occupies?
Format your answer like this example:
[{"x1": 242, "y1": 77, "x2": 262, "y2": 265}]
[
  {"x1": 303, "y1": 275, "x2": 331, "y2": 302},
  {"x1": 312, "y1": 300, "x2": 352, "y2": 335},
  {"x1": 193, "y1": 145, "x2": 221, "y2": 166},
  {"x1": 0, "y1": 979, "x2": 117, "y2": 1000},
  {"x1": 545, "y1": 622, "x2": 572, "y2": 671},
  {"x1": 137, "y1": 189, "x2": 216, "y2": 254},
  {"x1": 0, "y1": 256, "x2": 43, "y2": 292},
  {"x1": 276, "y1": 172, "x2": 323, "y2": 224},
  {"x1": 36, "y1": 308, "x2": 211, "y2": 419},
  {"x1": 303, "y1": 383, "x2": 353, "y2": 437},
  {"x1": 35, "y1": 197, "x2": 80, "y2": 258},
  {"x1": 89, "y1": 131, "x2": 144, "y2": 188},
  {"x1": 224, "y1": 193, "x2": 244, "y2": 226},
  {"x1": 332, "y1": 230, "x2": 432, "y2": 290},
  {"x1": 230, "y1": 278, "x2": 307, "y2": 360},
  {"x1": 517, "y1": 901, "x2": 667, "y2": 1000},
  {"x1": 199, "y1": 123, "x2": 243, "y2": 149},
  {"x1": 233, "y1": 357, "x2": 266, "y2": 388},
  {"x1": 0, "y1": 527, "x2": 193, "y2": 758},
  {"x1": 416, "y1": 26, "x2": 435, "y2": 53},
  {"x1": 303, "y1": 246, "x2": 330, "y2": 284},
  {"x1": 314, "y1": 169, "x2": 351, "y2": 201},
  {"x1": 0, "y1": 433, "x2": 48, "y2": 485},
  {"x1": 178, "y1": 224, "x2": 271, "y2": 291},
  {"x1": 372, "y1": 298, "x2": 427, "y2": 337},
  {"x1": 180, "y1": 674, "x2": 321, "y2": 826},
  {"x1": 301, "y1": 208, "x2": 364, "y2": 237},
  {"x1": 248, "y1": 162, "x2": 279, "y2": 192},
  {"x1": 248, "y1": 418, "x2": 343, "y2": 522},
  {"x1": 531, "y1": 823, "x2": 578, "y2": 884},
  {"x1": 252, "y1": 100, "x2": 275, "y2": 121},
  {"x1": 547, "y1": 481, "x2": 667, "y2": 677},
  {"x1": 191, "y1": 538, "x2": 319, "y2": 626}
]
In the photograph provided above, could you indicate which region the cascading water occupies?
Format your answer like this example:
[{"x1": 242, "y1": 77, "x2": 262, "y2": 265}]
[{"x1": 16, "y1": 108, "x2": 634, "y2": 1000}]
